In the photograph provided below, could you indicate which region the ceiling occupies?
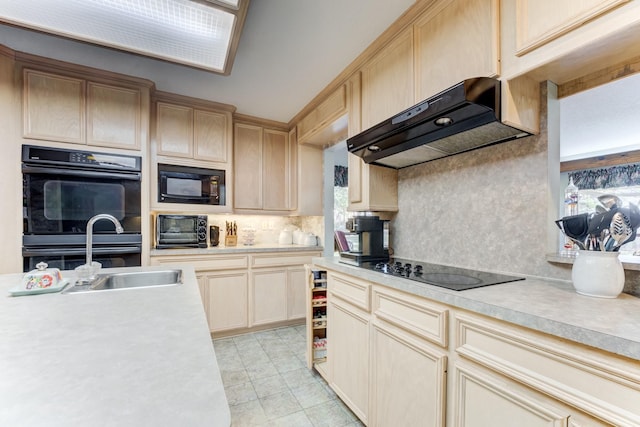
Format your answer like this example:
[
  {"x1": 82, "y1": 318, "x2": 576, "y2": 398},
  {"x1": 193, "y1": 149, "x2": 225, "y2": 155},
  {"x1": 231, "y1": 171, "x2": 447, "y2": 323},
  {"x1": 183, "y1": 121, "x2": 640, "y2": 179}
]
[{"x1": 0, "y1": 0, "x2": 416, "y2": 123}]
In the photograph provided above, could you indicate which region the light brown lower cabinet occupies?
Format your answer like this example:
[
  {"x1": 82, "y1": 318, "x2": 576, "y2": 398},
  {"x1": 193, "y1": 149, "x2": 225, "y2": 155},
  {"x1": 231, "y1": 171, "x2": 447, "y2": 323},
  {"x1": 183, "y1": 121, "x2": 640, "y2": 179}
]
[
  {"x1": 453, "y1": 362, "x2": 611, "y2": 427},
  {"x1": 151, "y1": 251, "x2": 320, "y2": 336},
  {"x1": 198, "y1": 270, "x2": 248, "y2": 333},
  {"x1": 370, "y1": 321, "x2": 447, "y2": 427},
  {"x1": 286, "y1": 267, "x2": 307, "y2": 319},
  {"x1": 317, "y1": 266, "x2": 639, "y2": 427},
  {"x1": 328, "y1": 296, "x2": 371, "y2": 424},
  {"x1": 251, "y1": 269, "x2": 288, "y2": 326}
]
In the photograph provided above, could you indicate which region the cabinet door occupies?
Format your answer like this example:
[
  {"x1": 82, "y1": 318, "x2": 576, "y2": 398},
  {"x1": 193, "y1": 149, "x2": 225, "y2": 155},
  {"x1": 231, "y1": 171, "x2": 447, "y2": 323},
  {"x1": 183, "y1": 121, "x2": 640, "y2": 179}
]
[
  {"x1": 233, "y1": 123, "x2": 263, "y2": 209},
  {"x1": 453, "y1": 363, "x2": 569, "y2": 427},
  {"x1": 514, "y1": 0, "x2": 628, "y2": 56},
  {"x1": 204, "y1": 271, "x2": 248, "y2": 333},
  {"x1": 23, "y1": 69, "x2": 85, "y2": 143},
  {"x1": 347, "y1": 68, "x2": 398, "y2": 212},
  {"x1": 415, "y1": 0, "x2": 499, "y2": 100},
  {"x1": 297, "y1": 84, "x2": 347, "y2": 144},
  {"x1": 287, "y1": 267, "x2": 307, "y2": 320},
  {"x1": 196, "y1": 273, "x2": 209, "y2": 323},
  {"x1": 262, "y1": 129, "x2": 290, "y2": 210},
  {"x1": 87, "y1": 82, "x2": 141, "y2": 150},
  {"x1": 371, "y1": 322, "x2": 447, "y2": 427},
  {"x1": 156, "y1": 102, "x2": 193, "y2": 158},
  {"x1": 194, "y1": 109, "x2": 228, "y2": 162},
  {"x1": 348, "y1": 153, "x2": 398, "y2": 212},
  {"x1": 251, "y1": 269, "x2": 288, "y2": 326},
  {"x1": 361, "y1": 26, "x2": 414, "y2": 130},
  {"x1": 328, "y1": 297, "x2": 370, "y2": 423},
  {"x1": 296, "y1": 143, "x2": 323, "y2": 216}
]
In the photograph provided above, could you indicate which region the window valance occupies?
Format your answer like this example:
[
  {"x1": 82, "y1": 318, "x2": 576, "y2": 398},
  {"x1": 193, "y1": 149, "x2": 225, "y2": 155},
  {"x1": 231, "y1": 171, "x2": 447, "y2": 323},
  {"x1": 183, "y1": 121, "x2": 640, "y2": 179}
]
[{"x1": 570, "y1": 163, "x2": 640, "y2": 190}]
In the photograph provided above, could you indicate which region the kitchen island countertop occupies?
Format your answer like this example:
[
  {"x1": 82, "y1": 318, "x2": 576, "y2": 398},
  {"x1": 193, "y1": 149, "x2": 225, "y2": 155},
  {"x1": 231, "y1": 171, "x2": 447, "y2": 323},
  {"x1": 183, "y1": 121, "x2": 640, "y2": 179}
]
[
  {"x1": 0, "y1": 266, "x2": 229, "y2": 427},
  {"x1": 314, "y1": 256, "x2": 640, "y2": 362}
]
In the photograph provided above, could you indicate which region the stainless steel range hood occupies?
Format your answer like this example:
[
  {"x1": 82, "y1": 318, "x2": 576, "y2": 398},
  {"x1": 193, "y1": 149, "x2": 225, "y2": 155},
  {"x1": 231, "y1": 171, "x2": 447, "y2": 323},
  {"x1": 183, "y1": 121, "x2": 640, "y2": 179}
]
[{"x1": 347, "y1": 77, "x2": 532, "y2": 169}]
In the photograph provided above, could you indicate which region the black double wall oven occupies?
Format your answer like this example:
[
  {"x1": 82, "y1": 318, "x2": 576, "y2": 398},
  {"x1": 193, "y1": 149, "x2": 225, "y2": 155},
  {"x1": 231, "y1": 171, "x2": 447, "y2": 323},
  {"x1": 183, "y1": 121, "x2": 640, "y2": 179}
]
[{"x1": 22, "y1": 145, "x2": 142, "y2": 272}]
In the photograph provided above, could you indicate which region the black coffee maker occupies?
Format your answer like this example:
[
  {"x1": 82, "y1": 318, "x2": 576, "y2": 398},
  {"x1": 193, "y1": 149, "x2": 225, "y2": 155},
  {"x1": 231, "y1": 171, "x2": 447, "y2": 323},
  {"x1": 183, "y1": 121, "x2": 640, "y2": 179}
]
[
  {"x1": 339, "y1": 216, "x2": 389, "y2": 266},
  {"x1": 209, "y1": 225, "x2": 220, "y2": 247}
]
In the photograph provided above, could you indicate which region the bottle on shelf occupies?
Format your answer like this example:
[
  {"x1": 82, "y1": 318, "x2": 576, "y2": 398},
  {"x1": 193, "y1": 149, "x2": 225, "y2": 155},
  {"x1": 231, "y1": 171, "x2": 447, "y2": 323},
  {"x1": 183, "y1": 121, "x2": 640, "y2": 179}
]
[{"x1": 563, "y1": 176, "x2": 579, "y2": 255}]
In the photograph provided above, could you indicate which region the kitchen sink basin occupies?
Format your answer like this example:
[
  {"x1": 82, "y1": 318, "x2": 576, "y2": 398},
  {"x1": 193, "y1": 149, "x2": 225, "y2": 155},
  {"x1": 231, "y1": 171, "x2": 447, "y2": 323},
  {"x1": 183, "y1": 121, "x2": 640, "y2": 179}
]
[{"x1": 63, "y1": 269, "x2": 182, "y2": 293}]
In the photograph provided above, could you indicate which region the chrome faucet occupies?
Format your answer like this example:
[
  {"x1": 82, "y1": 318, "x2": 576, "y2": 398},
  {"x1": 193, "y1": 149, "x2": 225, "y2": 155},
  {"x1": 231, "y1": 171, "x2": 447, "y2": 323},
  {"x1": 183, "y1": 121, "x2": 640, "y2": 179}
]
[{"x1": 86, "y1": 214, "x2": 124, "y2": 266}]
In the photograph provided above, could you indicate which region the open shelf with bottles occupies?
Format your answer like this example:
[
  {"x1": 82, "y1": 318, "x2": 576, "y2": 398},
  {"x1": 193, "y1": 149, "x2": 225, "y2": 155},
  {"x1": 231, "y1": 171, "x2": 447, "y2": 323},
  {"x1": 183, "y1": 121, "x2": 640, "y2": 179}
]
[{"x1": 306, "y1": 266, "x2": 328, "y2": 378}]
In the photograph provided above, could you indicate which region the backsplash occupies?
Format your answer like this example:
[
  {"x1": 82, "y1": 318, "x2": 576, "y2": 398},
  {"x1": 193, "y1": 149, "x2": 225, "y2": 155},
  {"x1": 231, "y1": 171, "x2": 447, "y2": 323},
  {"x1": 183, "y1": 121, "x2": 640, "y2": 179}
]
[
  {"x1": 393, "y1": 83, "x2": 567, "y2": 280},
  {"x1": 391, "y1": 84, "x2": 640, "y2": 297},
  {"x1": 207, "y1": 214, "x2": 323, "y2": 246}
]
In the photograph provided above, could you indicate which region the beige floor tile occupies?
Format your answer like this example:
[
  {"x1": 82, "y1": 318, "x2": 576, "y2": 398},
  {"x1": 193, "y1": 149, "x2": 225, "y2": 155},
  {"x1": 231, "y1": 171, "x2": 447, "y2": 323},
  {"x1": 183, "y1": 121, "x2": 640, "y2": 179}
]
[
  {"x1": 304, "y1": 400, "x2": 356, "y2": 427},
  {"x1": 251, "y1": 374, "x2": 290, "y2": 399},
  {"x1": 280, "y1": 367, "x2": 321, "y2": 389},
  {"x1": 225, "y1": 381, "x2": 258, "y2": 406},
  {"x1": 272, "y1": 354, "x2": 305, "y2": 374},
  {"x1": 265, "y1": 410, "x2": 314, "y2": 427},
  {"x1": 220, "y1": 368, "x2": 250, "y2": 387},
  {"x1": 229, "y1": 399, "x2": 268, "y2": 426},
  {"x1": 259, "y1": 389, "x2": 303, "y2": 420},
  {"x1": 290, "y1": 381, "x2": 334, "y2": 409},
  {"x1": 245, "y1": 360, "x2": 280, "y2": 381}
]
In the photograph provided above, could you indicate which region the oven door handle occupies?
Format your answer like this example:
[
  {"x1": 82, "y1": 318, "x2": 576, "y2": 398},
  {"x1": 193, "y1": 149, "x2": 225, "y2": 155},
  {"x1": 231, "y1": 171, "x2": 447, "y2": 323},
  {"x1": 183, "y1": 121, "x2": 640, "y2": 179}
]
[
  {"x1": 22, "y1": 165, "x2": 141, "y2": 181},
  {"x1": 22, "y1": 246, "x2": 142, "y2": 256}
]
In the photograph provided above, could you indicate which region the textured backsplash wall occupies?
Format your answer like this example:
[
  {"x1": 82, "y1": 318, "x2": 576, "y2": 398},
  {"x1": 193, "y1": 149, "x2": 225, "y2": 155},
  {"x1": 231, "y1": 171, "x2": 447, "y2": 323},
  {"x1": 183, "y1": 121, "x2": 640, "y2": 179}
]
[{"x1": 392, "y1": 83, "x2": 571, "y2": 281}]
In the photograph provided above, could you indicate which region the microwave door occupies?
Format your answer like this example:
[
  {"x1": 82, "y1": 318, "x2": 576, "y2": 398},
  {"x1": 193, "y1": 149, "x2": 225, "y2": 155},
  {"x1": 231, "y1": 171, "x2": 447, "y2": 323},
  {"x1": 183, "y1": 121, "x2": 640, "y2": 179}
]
[
  {"x1": 160, "y1": 175, "x2": 209, "y2": 203},
  {"x1": 159, "y1": 193, "x2": 211, "y2": 202}
]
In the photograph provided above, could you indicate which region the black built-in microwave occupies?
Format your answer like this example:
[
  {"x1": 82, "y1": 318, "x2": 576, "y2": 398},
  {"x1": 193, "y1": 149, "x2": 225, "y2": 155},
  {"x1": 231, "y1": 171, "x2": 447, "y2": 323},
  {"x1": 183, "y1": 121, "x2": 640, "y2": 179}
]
[{"x1": 158, "y1": 163, "x2": 225, "y2": 205}]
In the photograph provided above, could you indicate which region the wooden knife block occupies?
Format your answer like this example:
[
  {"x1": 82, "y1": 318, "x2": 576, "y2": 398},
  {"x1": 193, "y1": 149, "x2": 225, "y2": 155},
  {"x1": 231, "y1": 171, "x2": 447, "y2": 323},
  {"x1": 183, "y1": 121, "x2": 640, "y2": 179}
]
[{"x1": 225, "y1": 235, "x2": 237, "y2": 247}]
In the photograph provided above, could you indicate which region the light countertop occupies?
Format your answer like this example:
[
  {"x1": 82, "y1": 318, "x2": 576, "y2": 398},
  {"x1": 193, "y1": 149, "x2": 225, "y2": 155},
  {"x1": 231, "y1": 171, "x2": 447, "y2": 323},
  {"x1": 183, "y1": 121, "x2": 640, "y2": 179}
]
[
  {"x1": 314, "y1": 256, "x2": 640, "y2": 362},
  {"x1": 151, "y1": 243, "x2": 323, "y2": 256},
  {"x1": 0, "y1": 266, "x2": 229, "y2": 427}
]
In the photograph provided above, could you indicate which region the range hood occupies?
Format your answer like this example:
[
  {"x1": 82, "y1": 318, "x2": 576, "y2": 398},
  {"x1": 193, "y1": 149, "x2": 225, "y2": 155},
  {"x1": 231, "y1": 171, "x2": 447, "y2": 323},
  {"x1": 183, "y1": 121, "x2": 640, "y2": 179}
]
[{"x1": 347, "y1": 77, "x2": 532, "y2": 169}]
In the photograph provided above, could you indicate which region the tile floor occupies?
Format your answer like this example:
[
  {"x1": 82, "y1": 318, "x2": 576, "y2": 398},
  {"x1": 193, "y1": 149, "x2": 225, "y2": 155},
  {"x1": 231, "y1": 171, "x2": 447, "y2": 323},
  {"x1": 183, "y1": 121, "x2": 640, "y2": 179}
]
[{"x1": 213, "y1": 325, "x2": 364, "y2": 427}]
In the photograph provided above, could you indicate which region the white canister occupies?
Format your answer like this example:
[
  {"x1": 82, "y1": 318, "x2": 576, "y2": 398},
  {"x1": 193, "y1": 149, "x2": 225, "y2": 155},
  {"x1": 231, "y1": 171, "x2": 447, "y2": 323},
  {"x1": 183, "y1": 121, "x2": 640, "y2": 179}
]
[
  {"x1": 304, "y1": 233, "x2": 318, "y2": 246},
  {"x1": 278, "y1": 229, "x2": 293, "y2": 245},
  {"x1": 571, "y1": 250, "x2": 624, "y2": 298},
  {"x1": 293, "y1": 230, "x2": 304, "y2": 245}
]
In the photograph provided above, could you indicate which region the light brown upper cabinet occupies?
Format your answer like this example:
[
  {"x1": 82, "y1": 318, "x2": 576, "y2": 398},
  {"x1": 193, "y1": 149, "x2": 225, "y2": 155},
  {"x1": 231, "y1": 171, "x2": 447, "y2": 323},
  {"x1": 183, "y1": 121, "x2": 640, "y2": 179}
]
[
  {"x1": 514, "y1": 0, "x2": 629, "y2": 57},
  {"x1": 297, "y1": 84, "x2": 348, "y2": 146},
  {"x1": 348, "y1": 26, "x2": 412, "y2": 212},
  {"x1": 414, "y1": 0, "x2": 499, "y2": 100},
  {"x1": 360, "y1": 26, "x2": 415, "y2": 130},
  {"x1": 348, "y1": 71, "x2": 398, "y2": 213},
  {"x1": 500, "y1": 0, "x2": 638, "y2": 83},
  {"x1": 23, "y1": 70, "x2": 84, "y2": 144},
  {"x1": 23, "y1": 68, "x2": 146, "y2": 150},
  {"x1": 154, "y1": 92, "x2": 233, "y2": 165},
  {"x1": 234, "y1": 120, "x2": 294, "y2": 212},
  {"x1": 289, "y1": 127, "x2": 323, "y2": 216}
]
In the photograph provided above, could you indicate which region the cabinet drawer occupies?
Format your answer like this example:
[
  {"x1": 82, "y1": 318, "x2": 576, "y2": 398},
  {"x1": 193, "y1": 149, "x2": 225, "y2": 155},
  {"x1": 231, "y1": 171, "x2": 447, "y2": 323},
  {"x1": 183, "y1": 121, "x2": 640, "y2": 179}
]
[
  {"x1": 250, "y1": 252, "x2": 320, "y2": 268},
  {"x1": 372, "y1": 286, "x2": 448, "y2": 348},
  {"x1": 150, "y1": 254, "x2": 248, "y2": 271},
  {"x1": 455, "y1": 312, "x2": 640, "y2": 426},
  {"x1": 327, "y1": 271, "x2": 370, "y2": 312}
]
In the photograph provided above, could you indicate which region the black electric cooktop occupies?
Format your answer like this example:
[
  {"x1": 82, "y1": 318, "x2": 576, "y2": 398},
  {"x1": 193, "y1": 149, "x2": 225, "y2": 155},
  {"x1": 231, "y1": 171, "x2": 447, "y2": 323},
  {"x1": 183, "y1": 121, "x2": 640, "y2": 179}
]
[{"x1": 358, "y1": 257, "x2": 525, "y2": 291}]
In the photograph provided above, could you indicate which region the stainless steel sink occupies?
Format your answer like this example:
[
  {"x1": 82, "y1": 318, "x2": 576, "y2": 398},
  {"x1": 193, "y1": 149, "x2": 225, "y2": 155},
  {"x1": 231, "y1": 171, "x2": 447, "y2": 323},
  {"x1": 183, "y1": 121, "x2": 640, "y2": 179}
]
[{"x1": 64, "y1": 269, "x2": 182, "y2": 293}]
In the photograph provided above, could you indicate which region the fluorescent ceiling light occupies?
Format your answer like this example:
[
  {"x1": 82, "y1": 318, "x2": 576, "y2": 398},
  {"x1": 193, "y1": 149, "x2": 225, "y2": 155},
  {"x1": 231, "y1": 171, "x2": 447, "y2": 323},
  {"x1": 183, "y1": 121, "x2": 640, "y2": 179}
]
[{"x1": 0, "y1": 0, "x2": 248, "y2": 73}]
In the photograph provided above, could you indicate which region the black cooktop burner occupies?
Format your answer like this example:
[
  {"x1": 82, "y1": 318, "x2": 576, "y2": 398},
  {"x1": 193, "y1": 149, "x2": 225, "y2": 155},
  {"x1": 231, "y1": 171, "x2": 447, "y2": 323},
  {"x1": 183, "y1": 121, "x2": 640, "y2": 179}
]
[{"x1": 359, "y1": 257, "x2": 525, "y2": 291}]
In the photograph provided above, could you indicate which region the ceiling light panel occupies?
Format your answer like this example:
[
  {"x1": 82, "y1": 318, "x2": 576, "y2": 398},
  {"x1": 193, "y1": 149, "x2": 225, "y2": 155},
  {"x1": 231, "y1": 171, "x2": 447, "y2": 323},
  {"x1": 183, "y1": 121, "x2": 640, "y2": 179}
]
[{"x1": 0, "y1": 0, "x2": 236, "y2": 71}]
